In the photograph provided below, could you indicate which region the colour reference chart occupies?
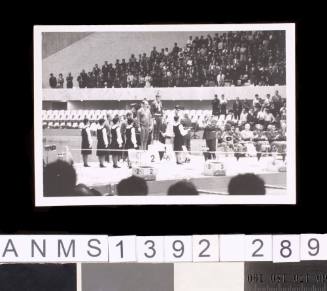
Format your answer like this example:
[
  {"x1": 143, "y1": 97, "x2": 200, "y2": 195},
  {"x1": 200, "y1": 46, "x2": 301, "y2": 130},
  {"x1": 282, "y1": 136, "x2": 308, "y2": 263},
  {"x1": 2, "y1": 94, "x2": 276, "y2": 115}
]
[
  {"x1": 0, "y1": 261, "x2": 326, "y2": 291},
  {"x1": 1, "y1": 235, "x2": 326, "y2": 290}
]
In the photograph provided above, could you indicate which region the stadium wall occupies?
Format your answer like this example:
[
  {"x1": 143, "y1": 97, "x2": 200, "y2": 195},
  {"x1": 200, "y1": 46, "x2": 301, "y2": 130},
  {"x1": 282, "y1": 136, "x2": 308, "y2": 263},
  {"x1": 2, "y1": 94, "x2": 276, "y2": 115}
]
[
  {"x1": 42, "y1": 100, "x2": 257, "y2": 111},
  {"x1": 43, "y1": 85, "x2": 286, "y2": 103},
  {"x1": 42, "y1": 32, "x2": 92, "y2": 59}
]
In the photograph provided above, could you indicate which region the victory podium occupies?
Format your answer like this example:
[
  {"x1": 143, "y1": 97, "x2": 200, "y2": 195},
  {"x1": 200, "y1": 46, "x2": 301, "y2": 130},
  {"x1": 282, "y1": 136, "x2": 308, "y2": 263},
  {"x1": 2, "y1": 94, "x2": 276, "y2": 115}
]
[
  {"x1": 132, "y1": 166, "x2": 157, "y2": 181},
  {"x1": 203, "y1": 160, "x2": 226, "y2": 176}
]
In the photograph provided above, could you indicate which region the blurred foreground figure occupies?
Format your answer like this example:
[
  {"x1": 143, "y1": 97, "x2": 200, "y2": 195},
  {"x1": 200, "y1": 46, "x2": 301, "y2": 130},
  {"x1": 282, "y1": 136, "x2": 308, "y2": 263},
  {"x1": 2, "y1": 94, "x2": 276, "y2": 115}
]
[
  {"x1": 167, "y1": 180, "x2": 199, "y2": 195},
  {"x1": 117, "y1": 175, "x2": 148, "y2": 196},
  {"x1": 228, "y1": 173, "x2": 266, "y2": 195}
]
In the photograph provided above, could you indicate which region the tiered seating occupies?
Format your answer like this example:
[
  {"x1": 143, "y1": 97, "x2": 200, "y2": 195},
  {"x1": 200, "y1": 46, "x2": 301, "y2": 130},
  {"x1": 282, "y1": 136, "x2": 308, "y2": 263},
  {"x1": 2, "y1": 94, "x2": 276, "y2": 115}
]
[
  {"x1": 42, "y1": 109, "x2": 230, "y2": 129},
  {"x1": 48, "y1": 31, "x2": 286, "y2": 89},
  {"x1": 43, "y1": 109, "x2": 109, "y2": 129}
]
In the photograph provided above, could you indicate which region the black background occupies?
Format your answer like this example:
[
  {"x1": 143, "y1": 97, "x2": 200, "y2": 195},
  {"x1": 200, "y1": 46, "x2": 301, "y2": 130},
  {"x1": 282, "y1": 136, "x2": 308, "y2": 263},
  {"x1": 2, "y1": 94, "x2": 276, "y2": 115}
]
[{"x1": 0, "y1": 4, "x2": 325, "y2": 236}]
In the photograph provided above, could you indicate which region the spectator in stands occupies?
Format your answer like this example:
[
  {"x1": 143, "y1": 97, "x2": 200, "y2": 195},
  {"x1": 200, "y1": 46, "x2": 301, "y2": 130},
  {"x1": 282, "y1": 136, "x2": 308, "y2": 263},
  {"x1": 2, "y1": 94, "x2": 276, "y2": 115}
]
[
  {"x1": 247, "y1": 108, "x2": 257, "y2": 126},
  {"x1": 240, "y1": 123, "x2": 254, "y2": 141},
  {"x1": 225, "y1": 110, "x2": 235, "y2": 122},
  {"x1": 172, "y1": 42, "x2": 180, "y2": 56},
  {"x1": 212, "y1": 94, "x2": 220, "y2": 117},
  {"x1": 77, "y1": 70, "x2": 87, "y2": 88},
  {"x1": 253, "y1": 124, "x2": 269, "y2": 160},
  {"x1": 93, "y1": 64, "x2": 100, "y2": 77},
  {"x1": 280, "y1": 106, "x2": 286, "y2": 123},
  {"x1": 167, "y1": 180, "x2": 199, "y2": 195},
  {"x1": 253, "y1": 94, "x2": 263, "y2": 108},
  {"x1": 220, "y1": 94, "x2": 227, "y2": 116},
  {"x1": 145, "y1": 73, "x2": 152, "y2": 88},
  {"x1": 272, "y1": 90, "x2": 283, "y2": 117},
  {"x1": 239, "y1": 108, "x2": 249, "y2": 125},
  {"x1": 102, "y1": 61, "x2": 109, "y2": 84},
  {"x1": 44, "y1": 160, "x2": 76, "y2": 196},
  {"x1": 57, "y1": 73, "x2": 64, "y2": 88},
  {"x1": 256, "y1": 107, "x2": 266, "y2": 126},
  {"x1": 186, "y1": 36, "x2": 193, "y2": 48},
  {"x1": 66, "y1": 73, "x2": 73, "y2": 88},
  {"x1": 233, "y1": 97, "x2": 243, "y2": 120},
  {"x1": 97, "y1": 71, "x2": 105, "y2": 88},
  {"x1": 228, "y1": 173, "x2": 266, "y2": 195},
  {"x1": 263, "y1": 108, "x2": 276, "y2": 129},
  {"x1": 263, "y1": 94, "x2": 271, "y2": 108},
  {"x1": 49, "y1": 73, "x2": 57, "y2": 88},
  {"x1": 217, "y1": 70, "x2": 225, "y2": 86},
  {"x1": 117, "y1": 175, "x2": 148, "y2": 195}
]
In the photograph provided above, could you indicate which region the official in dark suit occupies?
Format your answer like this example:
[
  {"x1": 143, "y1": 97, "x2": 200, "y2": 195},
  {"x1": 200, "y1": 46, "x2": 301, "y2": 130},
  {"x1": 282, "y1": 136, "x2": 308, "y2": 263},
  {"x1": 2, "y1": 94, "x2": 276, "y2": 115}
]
[
  {"x1": 233, "y1": 97, "x2": 243, "y2": 120},
  {"x1": 212, "y1": 94, "x2": 220, "y2": 117}
]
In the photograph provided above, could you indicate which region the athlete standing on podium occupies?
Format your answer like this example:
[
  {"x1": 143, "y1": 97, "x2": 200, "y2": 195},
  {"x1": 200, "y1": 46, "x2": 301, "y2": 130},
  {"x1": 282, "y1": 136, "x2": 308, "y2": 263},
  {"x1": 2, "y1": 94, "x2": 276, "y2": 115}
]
[
  {"x1": 151, "y1": 93, "x2": 163, "y2": 141},
  {"x1": 173, "y1": 115, "x2": 189, "y2": 164},
  {"x1": 137, "y1": 100, "x2": 153, "y2": 150}
]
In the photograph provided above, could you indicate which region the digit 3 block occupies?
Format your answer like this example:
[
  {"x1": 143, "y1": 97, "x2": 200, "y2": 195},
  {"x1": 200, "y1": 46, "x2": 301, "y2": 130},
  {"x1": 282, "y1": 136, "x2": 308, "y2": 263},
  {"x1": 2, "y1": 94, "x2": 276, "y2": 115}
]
[
  {"x1": 132, "y1": 166, "x2": 157, "y2": 181},
  {"x1": 203, "y1": 161, "x2": 226, "y2": 176}
]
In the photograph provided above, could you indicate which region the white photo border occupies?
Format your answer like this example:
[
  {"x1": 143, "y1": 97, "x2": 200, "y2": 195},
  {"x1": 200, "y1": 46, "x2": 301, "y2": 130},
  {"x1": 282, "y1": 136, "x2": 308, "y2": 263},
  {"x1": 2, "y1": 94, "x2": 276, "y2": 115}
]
[{"x1": 34, "y1": 23, "x2": 296, "y2": 206}]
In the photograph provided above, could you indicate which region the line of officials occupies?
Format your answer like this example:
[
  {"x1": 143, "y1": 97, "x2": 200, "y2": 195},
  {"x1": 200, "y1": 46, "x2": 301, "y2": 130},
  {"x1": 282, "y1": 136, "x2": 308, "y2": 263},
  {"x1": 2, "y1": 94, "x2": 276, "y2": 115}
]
[{"x1": 81, "y1": 93, "x2": 192, "y2": 168}]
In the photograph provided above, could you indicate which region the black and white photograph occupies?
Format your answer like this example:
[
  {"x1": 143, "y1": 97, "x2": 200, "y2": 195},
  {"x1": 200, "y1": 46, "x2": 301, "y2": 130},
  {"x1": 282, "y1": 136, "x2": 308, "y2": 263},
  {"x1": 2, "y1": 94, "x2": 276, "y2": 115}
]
[{"x1": 34, "y1": 24, "x2": 296, "y2": 206}]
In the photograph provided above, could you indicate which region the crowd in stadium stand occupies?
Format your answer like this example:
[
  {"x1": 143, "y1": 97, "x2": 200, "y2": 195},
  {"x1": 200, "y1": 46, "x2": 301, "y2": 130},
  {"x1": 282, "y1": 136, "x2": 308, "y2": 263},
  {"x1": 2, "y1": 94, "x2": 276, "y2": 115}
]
[{"x1": 48, "y1": 31, "x2": 286, "y2": 88}]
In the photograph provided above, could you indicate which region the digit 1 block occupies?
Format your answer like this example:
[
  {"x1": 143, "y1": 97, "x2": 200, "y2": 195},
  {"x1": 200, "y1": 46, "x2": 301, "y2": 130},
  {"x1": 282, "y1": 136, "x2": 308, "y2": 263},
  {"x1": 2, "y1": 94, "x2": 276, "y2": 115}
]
[{"x1": 108, "y1": 236, "x2": 136, "y2": 263}]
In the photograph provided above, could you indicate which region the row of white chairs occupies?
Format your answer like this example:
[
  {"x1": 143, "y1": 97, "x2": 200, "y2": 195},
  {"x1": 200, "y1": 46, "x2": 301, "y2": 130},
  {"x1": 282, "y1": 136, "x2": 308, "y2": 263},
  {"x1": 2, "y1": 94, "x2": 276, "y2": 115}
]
[{"x1": 42, "y1": 109, "x2": 214, "y2": 121}]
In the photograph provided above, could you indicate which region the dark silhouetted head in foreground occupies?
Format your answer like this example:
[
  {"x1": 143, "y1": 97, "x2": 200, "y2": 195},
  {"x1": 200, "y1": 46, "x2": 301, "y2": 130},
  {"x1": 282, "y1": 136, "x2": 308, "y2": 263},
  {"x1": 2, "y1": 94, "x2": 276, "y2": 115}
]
[
  {"x1": 43, "y1": 160, "x2": 77, "y2": 196},
  {"x1": 117, "y1": 175, "x2": 148, "y2": 195},
  {"x1": 228, "y1": 173, "x2": 266, "y2": 195},
  {"x1": 167, "y1": 180, "x2": 199, "y2": 195},
  {"x1": 74, "y1": 183, "x2": 102, "y2": 196}
]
